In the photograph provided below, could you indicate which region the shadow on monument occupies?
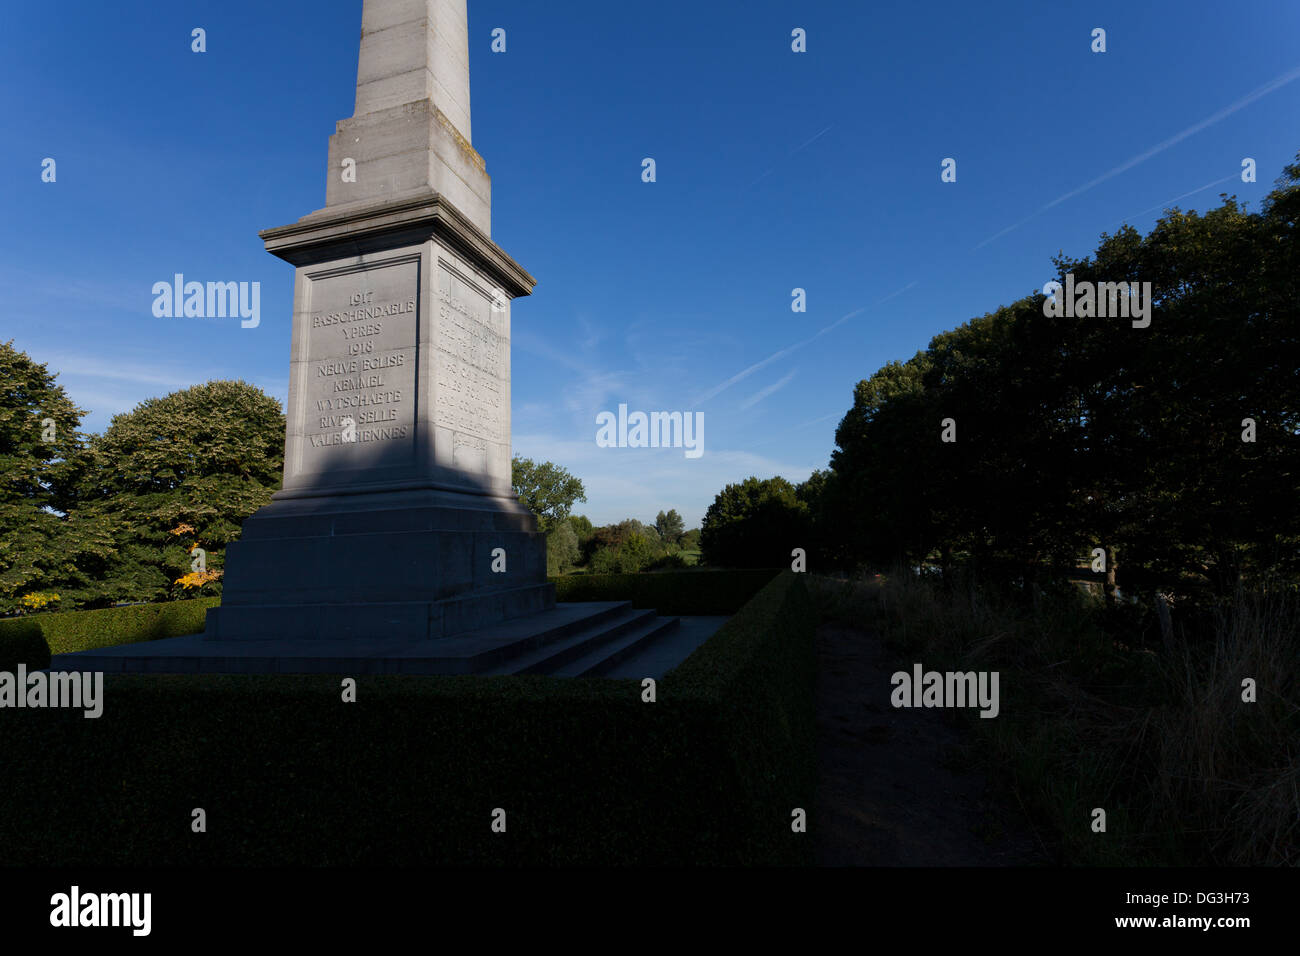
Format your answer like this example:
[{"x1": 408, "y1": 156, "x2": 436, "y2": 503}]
[{"x1": 203, "y1": 427, "x2": 555, "y2": 644}]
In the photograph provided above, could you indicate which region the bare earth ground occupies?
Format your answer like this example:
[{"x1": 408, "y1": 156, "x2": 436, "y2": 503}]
[{"x1": 814, "y1": 622, "x2": 1050, "y2": 866}]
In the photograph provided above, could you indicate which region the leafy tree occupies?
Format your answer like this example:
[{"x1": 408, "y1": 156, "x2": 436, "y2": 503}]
[
  {"x1": 618, "y1": 533, "x2": 655, "y2": 571},
  {"x1": 589, "y1": 532, "x2": 653, "y2": 573},
  {"x1": 828, "y1": 352, "x2": 943, "y2": 568},
  {"x1": 0, "y1": 341, "x2": 94, "y2": 613},
  {"x1": 566, "y1": 513, "x2": 595, "y2": 545},
  {"x1": 700, "y1": 476, "x2": 810, "y2": 569},
  {"x1": 546, "y1": 520, "x2": 580, "y2": 575},
  {"x1": 654, "y1": 508, "x2": 685, "y2": 545},
  {"x1": 820, "y1": 151, "x2": 1300, "y2": 601},
  {"x1": 511, "y1": 456, "x2": 586, "y2": 533},
  {"x1": 639, "y1": 523, "x2": 663, "y2": 549},
  {"x1": 58, "y1": 380, "x2": 285, "y2": 606},
  {"x1": 795, "y1": 468, "x2": 845, "y2": 569},
  {"x1": 587, "y1": 546, "x2": 619, "y2": 574},
  {"x1": 584, "y1": 519, "x2": 650, "y2": 564}
]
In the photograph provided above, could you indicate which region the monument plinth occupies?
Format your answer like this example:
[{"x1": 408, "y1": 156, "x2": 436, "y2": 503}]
[{"x1": 204, "y1": 0, "x2": 551, "y2": 642}]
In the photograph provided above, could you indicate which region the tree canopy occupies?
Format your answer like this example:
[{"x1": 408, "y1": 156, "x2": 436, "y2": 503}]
[
  {"x1": 54, "y1": 380, "x2": 284, "y2": 607},
  {"x1": 811, "y1": 153, "x2": 1300, "y2": 599},
  {"x1": 0, "y1": 341, "x2": 91, "y2": 613},
  {"x1": 511, "y1": 456, "x2": 586, "y2": 533}
]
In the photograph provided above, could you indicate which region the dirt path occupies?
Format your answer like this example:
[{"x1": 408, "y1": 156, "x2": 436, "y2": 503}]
[{"x1": 813, "y1": 622, "x2": 1050, "y2": 866}]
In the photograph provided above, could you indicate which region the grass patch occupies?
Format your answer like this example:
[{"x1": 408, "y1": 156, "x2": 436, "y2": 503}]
[
  {"x1": 808, "y1": 570, "x2": 1299, "y2": 865},
  {"x1": 549, "y1": 568, "x2": 778, "y2": 615}
]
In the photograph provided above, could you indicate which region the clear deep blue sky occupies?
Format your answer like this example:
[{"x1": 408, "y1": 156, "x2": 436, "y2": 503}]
[{"x1": 3, "y1": 0, "x2": 1298, "y2": 527}]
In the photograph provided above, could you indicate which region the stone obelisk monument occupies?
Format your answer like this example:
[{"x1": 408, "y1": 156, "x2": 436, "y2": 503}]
[{"x1": 205, "y1": 0, "x2": 553, "y2": 643}]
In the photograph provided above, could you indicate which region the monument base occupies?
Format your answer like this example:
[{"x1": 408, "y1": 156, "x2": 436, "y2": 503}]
[
  {"x1": 205, "y1": 484, "x2": 552, "y2": 642},
  {"x1": 51, "y1": 602, "x2": 693, "y2": 677}
]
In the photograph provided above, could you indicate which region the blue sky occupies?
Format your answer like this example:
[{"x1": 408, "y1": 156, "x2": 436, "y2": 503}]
[{"x1": 3, "y1": 0, "x2": 1298, "y2": 527}]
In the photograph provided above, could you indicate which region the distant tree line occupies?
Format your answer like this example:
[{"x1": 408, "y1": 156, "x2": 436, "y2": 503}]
[{"x1": 510, "y1": 456, "x2": 699, "y2": 576}]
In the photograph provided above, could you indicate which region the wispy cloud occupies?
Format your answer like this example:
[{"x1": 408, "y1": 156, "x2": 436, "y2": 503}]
[
  {"x1": 749, "y1": 411, "x2": 843, "y2": 449},
  {"x1": 791, "y1": 124, "x2": 833, "y2": 154},
  {"x1": 1117, "y1": 172, "x2": 1242, "y2": 224},
  {"x1": 694, "y1": 281, "x2": 916, "y2": 406},
  {"x1": 747, "y1": 124, "x2": 834, "y2": 187},
  {"x1": 739, "y1": 369, "x2": 797, "y2": 410},
  {"x1": 513, "y1": 327, "x2": 630, "y2": 414},
  {"x1": 0, "y1": 273, "x2": 147, "y2": 315},
  {"x1": 39, "y1": 353, "x2": 198, "y2": 390},
  {"x1": 974, "y1": 63, "x2": 1300, "y2": 249}
]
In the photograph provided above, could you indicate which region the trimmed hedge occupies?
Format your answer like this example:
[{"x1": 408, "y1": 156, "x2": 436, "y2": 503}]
[
  {"x1": 0, "y1": 597, "x2": 217, "y2": 664},
  {"x1": 0, "y1": 619, "x2": 50, "y2": 671},
  {"x1": 549, "y1": 568, "x2": 780, "y2": 615},
  {"x1": 0, "y1": 572, "x2": 814, "y2": 866}
]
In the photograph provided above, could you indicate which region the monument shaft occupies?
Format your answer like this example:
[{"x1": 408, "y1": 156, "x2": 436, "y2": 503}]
[{"x1": 205, "y1": 0, "x2": 549, "y2": 643}]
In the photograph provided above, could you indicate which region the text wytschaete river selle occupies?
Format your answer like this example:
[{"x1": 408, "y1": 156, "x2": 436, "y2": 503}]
[{"x1": 0, "y1": 666, "x2": 103, "y2": 718}]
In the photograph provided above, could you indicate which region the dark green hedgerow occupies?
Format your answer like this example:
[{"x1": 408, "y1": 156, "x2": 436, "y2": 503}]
[
  {"x1": 0, "y1": 573, "x2": 813, "y2": 866},
  {"x1": 549, "y1": 568, "x2": 779, "y2": 614},
  {"x1": 0, "y1": 618, "x2": 50, "y2": 670},
  {"x1": 0, "y1": 597, "x2": 217, "y2": 662}
]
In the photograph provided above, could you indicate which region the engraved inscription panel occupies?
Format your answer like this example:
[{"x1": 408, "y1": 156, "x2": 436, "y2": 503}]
[
  {"x1": 298, "y1": 258, "x2": 419, "y2": 475},
  {"x1": 435, "y1": 262, "x2": 507, "y2": 476}
]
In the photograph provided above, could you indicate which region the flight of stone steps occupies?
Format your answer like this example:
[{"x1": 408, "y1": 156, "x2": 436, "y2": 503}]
[{"x1": 456, "y1": 601, "x2": 679, "y2": 677}]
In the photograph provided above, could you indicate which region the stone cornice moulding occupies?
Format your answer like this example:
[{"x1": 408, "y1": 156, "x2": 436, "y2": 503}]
[{"x1": 259, "y1": 189, "x2": 535, "y2": 298}]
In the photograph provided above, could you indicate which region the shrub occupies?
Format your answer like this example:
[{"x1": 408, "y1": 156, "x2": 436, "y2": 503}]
[
  {"x1": 0, "y1": 596, "x2": 217, "y2": 658},
  {"x1": 645, "y1": 552, "x2": 688, "y2": 572},
  {"x1": 587, "y1": 546, "x2": 619, "y2": 575},
  {"x1": 545, "y1": 521, "x2": 580, "y2": 575},
  {"x1": 0, "y1": 618, "x2": 51, "y2": 670}
]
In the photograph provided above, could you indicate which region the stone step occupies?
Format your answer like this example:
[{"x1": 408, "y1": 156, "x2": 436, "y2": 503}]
[
  {"x1": 426, "y1": 601, "x2": 633, "y2": 672},
  {"x1": 549, "y1": 617, "x2": 681, "y2": 678},
  {"x1": 483, "y1": 607, "x2": 660, "y2": 676}
]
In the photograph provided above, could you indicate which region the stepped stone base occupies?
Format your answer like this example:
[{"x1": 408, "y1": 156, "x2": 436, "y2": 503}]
[
  {"x1": 205, "y1": 486, "x2": 551, "y2": 642},
  {"x1": 47, "y1": 602, "x2": 688, "y2": 677}
]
